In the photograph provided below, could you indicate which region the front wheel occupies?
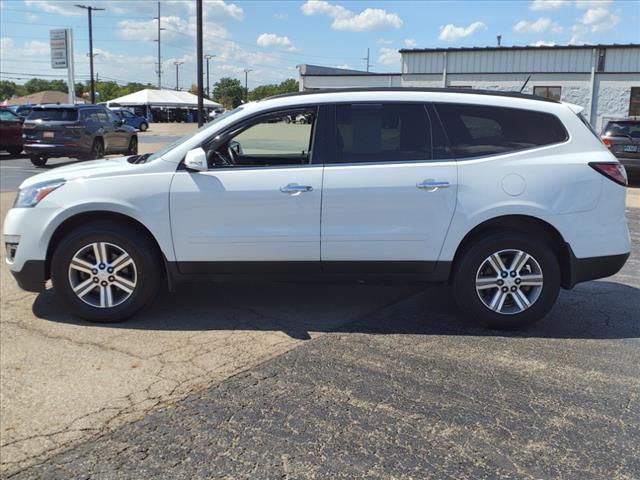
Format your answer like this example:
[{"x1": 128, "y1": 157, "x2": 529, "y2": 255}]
[
  {"x1": 452, "y1": 232, "x2": 560, "y2": 330},
  {"x1": 89, "y1": 139, "x2": 104, "y2": 160},
  {"x1": 30, "y1": 155, "x2": 47, "y2": 166},
  {"x1": 139, "y1": 122, "x2": 148, "y2": 132},
  {"x1": 51, "y1": 222, "x2": 161, "y2": 322}
]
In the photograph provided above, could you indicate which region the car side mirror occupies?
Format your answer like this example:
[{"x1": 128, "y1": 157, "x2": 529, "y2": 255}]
[{"x1": 184, "y1": 147, "x2": 208, "y2": 172}]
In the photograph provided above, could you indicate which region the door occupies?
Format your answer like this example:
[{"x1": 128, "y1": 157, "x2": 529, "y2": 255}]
[
  {"x1": 320, "y1": 103, "x2": 458, "y2": 271},
  {"x1": 170, "y1": 107, "x2": 323, "y2": 273}
]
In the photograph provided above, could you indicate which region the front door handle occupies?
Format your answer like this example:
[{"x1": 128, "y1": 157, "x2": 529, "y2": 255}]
[
  {"x1": 417, "y1": 180, "x2": 450, "y2": 191},
  {"x1": 280, "y1": 183, "x2": 313, "y2": 196}
]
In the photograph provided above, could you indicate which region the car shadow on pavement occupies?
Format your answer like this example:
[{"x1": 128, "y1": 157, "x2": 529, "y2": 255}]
[{"x1": 32, "y1": 279, "x2": 639, "y2": 340}]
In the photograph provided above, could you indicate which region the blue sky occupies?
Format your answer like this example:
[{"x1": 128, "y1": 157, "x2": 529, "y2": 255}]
[{"x1": 1, "y1": 0, "x2": 638, "y2": 90}]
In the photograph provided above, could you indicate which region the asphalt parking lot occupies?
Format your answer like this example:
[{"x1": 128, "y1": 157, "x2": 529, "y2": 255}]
[{"x1": 1, "y1": 136, "x2": 638, "y2": 479}]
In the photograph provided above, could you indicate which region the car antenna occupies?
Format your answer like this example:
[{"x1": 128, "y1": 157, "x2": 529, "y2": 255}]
[{"x1": 519, "y1": 75, "x2": 531, "y2": 93}]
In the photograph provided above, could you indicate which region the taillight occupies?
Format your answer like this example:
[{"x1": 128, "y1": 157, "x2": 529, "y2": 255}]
[
  {"x1": 601, "y1": 137, "x2": 613, "y2": 149},
  {"x1": 589, "y1": 162, "x2": 628, "y2": 187}
]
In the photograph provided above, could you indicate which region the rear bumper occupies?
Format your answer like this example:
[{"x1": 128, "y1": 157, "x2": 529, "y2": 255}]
[
  {"x1": 618, "y1": 158, "x2": 640, "y2": 173},
  {"x1": 562, "y1": 246, "x2": 629, "y2": 289},
  {"x1": 10, "y1": 260, "x2": 47, "y2": 293},
  {"x1": 24, "y1": 143, "x2": 89, "y2": 158}
]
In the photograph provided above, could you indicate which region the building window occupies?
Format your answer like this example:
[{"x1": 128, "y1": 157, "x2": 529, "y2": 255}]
[
  {"x1": 630, "y1": 87, "x2": 640, "y2": 117},
  {"x1": 533, "y1": 86, "x2": 561, "y2": 101}
]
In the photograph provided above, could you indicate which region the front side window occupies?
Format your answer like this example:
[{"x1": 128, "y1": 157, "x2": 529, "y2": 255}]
[
  {"x1": 0, "y1": 110, "x2": 19, "y2": 122},
  {"x1": 334, "y1": 103, "x2": 432, "y2": 163},
  {"x1": 533, "y1": 86, "x2": 561, "y2": 101},
  {"x1": 435, "y1": 103, "x2": 568, "y2": 159},
  {"x1": 206, "y1": 108, "x2": 316, "y2": 168}
]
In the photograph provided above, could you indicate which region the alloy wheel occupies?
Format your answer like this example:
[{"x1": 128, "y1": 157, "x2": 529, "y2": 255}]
[
  {"x1": 67, "y1": 242, "x2": 137, "y2": 308},
  {"x1": 475, "y1": 249, "x2": 544, "y2": 315}
]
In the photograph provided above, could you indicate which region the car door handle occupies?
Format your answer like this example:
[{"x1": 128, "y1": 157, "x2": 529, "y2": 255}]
[
  {"x1": 280, "y1": 183, "x2": 313, "y2": 196},
  {"x1": 417, "y1": 180, "x2": 450, "y2": 191}
]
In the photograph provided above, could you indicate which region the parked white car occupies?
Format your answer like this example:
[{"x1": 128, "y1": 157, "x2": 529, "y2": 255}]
[{"x1": 3, "y1": 89, "x2": 630, "y2": 328}]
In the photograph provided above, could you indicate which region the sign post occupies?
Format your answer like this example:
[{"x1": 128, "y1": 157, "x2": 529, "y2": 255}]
[{"x1": 50, "y1": 29, "x2": 76, "y2": 104}]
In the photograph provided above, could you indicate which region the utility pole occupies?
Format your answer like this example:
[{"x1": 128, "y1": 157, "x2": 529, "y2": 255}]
[
  {"x1": 363, "y1": 48, "x2": 372, "y2": 72},
  {"x1": 154, "y1": 1, "x2": 165, "y2": 89},
  {"x1": 204, "y1": 54, "x2": 215, "y2": 98},
  {"x1": 243, "y1": 68, "x2": 252, "y2": 102},
  {"x1": 174, "y1": 61, "x2": 184, "y2": 90},
  {"x1": 196, "y1": 0, "x2": 204, "y2": 126},
  {"x1": 75, "y1": 4, "x2": 104, "y2": 104}
]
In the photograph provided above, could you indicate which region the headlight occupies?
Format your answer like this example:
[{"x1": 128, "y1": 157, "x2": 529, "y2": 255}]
[{"x1": 14, "y1": 180, "x2": 65, "y2": 208}]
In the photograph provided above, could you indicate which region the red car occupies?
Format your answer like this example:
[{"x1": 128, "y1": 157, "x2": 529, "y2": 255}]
[{"x1": 0, "y1": 107, "x2": 24, "y2": 155}]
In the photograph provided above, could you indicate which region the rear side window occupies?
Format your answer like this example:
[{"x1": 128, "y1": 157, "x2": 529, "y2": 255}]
[
  {"x1": 434, "y1": 104, "x2": 568, "y2": 159},
  {"x1": 28, "y1": 108, "x2": 78, "y2": 121},
  {"x1": 334, "y1": 103, "x2": 432, "y2": 163}
]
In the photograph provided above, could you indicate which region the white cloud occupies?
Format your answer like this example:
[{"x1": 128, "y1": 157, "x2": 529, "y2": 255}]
[
  {"x1": 404, "y1": 38, "x2": 417, "y2": 48},
  {"x1": 335, "y1": 64, "x2": 351, "y2": 69},
  {"x1": 377, "y1": 38, "x2": 393, "y2": 45},
  {"x1": 513, "y1": 17, "x2": 564, "y2": 34},
  {"x1": 301, "y1": 1, "x2": 403, "y2": 31},
  {"x1": 575, "y1": 0, "x2": 612, "y2": 9},
  {"x1": 578, "y1": 7, "x2": 620, "y2": 33},
  {"x1": 438, "y1": 21, "x2": 486, "y2": 41},
  {"x1": 530, "y1": 0, "x2": 571, "y2": 11},
  {"x1": 24, "y1": 0, "x2": 82, "y2": 16},
  {"x1": 378, "y1": 47, "x2": 400, "y2": 66},
  {"x1": 531, "y1": 40, "x2": 557, "y2": 46},
  {"x1": 256, "y1": 33, "x2": 296, "y2": 51}
]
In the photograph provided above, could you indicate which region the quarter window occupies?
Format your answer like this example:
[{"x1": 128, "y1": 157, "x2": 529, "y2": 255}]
[
  {"x1": 435, "y1": 103, "x2": 568, "y2": 159},
  {"x1": 334, "y1": 103, "x2": 432, "y2": 163},
  {"x1": 533, "y1": 86, "x2": 561, "y2": 101}
]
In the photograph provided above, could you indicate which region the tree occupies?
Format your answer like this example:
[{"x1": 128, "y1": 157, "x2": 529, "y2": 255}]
[
  {"x1": 212, "y1": 77, "x2": 244, "y2": 109},
  {"x1": 94, "y1": 81, "x2": 121, "y2": 102},
  {"x1": 248, "y1": 78, "x2": 299, "y2": 101},
  {"x1": 189, "y1": 84, "x2": 198, "y2": 95},
  {"x1": 0, "y1": 81, "x2": 25, "y2": 101}
]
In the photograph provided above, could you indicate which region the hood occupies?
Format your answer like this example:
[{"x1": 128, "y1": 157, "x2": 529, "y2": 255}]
[{"x1": 19, "y1": 156, "x2": 134, "y2": 189}]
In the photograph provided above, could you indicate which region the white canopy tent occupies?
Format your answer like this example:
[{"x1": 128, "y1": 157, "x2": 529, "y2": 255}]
[{"x1": 105, "y1": 89, "x2": 222, "y2": 123}]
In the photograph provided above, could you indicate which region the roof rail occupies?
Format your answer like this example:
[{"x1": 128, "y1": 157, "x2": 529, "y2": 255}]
[{"x1": 262, "y1": 87, "x2": 559, "y2": 103}]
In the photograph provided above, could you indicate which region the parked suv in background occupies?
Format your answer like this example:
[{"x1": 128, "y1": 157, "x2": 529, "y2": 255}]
[
  {"x1": 109, "y1": 108, "x2": 149, "y2": 131},
  {"x1": 23, "y1": 104, "x2": 138, "y2": 166},
  {"x1": 3, "y1": 89, "x2": 630, "y2": 329},
  {"x1": 601, "y1": 119, "x2": 640, "y2": 178}
]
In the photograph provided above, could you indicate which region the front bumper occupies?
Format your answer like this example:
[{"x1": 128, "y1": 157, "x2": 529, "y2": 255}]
[{"x1": 10, "y1": 260, "x2": 47, "y2": 292}]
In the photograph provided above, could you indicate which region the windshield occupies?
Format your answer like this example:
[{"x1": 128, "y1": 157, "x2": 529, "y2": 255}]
[
  {"x1": 146, "y1": 106, "x2": 244, "y2": 162},
  {"x1": 28, "y1": 108, "x2": 78, "y2": 121}
]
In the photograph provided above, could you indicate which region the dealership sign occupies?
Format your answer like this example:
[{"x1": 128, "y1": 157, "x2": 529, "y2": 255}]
[{"x1": 50, "y1": 29, "x2": 69, "y2": 69}]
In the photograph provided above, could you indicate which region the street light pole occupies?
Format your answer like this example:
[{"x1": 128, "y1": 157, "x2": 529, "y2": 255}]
[
  {"x1": 196, "y1": 0, "x2": 204, "y2": 126},
  {"x1": 154, "y1": 1, "x2": 165, "y2": 89},
  {"x1": 204, "y1": 54, "x2": 215, "y2": 98},
  {"x1": 174, "y1": 61, "x2": 184, "y2": 91},
  {"x1": 75, "y1": 4, "x2": 104, "y2": 104},
  {"x1": 243, "y1": 68, "x2": 252, "y2": 102}
]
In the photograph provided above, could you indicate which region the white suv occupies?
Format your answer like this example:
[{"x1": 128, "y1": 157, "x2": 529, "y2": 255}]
[{"x1": 3, "y1": 89, "x2": 630, "y2": 329}]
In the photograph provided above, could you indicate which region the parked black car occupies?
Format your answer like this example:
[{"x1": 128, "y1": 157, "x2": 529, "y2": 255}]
[
  {"x1": 23, "y1": 104, "x2": 138, "y2": 166},
  {"x1": 600, "y1": 119, "x2": 640, "y2": 177}
]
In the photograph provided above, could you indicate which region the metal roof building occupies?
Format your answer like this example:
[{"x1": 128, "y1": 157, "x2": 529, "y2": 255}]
[{"x1": 299, "y1": 44, "x2": 640, "y2": 130}]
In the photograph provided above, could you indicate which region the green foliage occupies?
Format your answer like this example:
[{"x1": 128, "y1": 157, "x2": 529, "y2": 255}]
[
  {"x1": 212, "y1": 77, "x2": 244, "y2": 109},
  {"x1": 0, "y1": 81, "x2": 25, "y2": 101},
  {"x1": 248, "y1": 79, "x2": 299, "y2": 102}
]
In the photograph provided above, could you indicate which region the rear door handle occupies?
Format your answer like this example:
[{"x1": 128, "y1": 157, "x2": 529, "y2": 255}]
[
  {"x1": 280, "y1": 183, "x2": 313, "y2": 196},
  {"x1": 417, "y1": 180, "x2": 450, "y2": 191}
]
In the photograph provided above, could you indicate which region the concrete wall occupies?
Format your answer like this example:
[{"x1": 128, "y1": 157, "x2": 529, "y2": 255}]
[{"x1": 300, "y1": 74, "x2": 401, "y2": 90}]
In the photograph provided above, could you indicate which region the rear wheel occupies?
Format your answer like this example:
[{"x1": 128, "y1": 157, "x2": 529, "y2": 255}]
[
  {"x1": 89, "y1": 139, "x2": 104, "y2": 160},
  {"x1": 51, "y1": 222, "x2": 160, "y2": 322},
  {"x1": 30, "y1": 155, "x2": 47, "y2": 167},
  {"x1": 127, "y1": 136, "x2": 138, "y2": 155},
  {"x1": 452, "y1": 232, "x2": 560, "y2": 329}
]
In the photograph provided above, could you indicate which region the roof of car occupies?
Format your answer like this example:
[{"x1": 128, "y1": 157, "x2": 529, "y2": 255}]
[
  {"x1": 263, "y1": 87, "x2": 559, "y2": 104},
  {"x1": 31, "y1": 103, "x2": 103, "y2": 109}
]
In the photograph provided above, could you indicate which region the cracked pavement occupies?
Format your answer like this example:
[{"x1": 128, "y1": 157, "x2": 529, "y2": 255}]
[{"x1": 1, "y1": 182, "x2": 639, "y2": 478}]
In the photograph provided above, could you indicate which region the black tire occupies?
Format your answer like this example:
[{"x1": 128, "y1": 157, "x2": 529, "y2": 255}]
[
  {"x1": 139, "y1": 122, "x2": 148, "y2": 132},
  {"x1": 452, "y1": 231, "x2": 560, "y2": 330},
  {"x1": 7, "y1": 146, "x2": 23, "y2": 155},
  {"x1": 30, "y1": 155, "x2": 47, "y2": 166},
  {"x1": 89, "y1": 138, "x2": 104, "y2": 160},
  {"x1": 127, "y1": 136, "x2": 138, "y2": 155},
  {"x1": 50, "y1": 221, "x2": 161, "y2": 322}
]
